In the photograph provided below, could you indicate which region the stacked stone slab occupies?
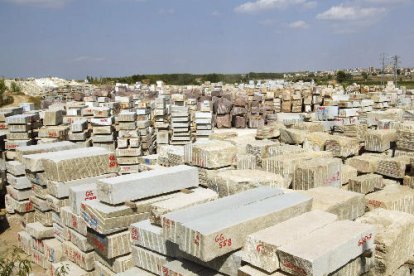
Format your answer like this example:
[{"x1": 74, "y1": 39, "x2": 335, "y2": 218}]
[
  {"x1": 171, "y1": 105, "x2": 191, "y2": 145},
  {"x1": 162, "y1": 187, "x2": 312, "y2": 262},
  {"x1": 68, "y1": 118, "x2": 91, "y2": 147},
  {"x1": 91, "y1": 107, "x2": 116, "y2": 151},
  {"x1": 246, "y1": 139, "x2": 278, "y2": 168},
  {"x1": 38, "y1": 110, "x2": 69, "y2": 144},
  {"x1": 346, "y1": 153, "x2": 382, "y2": 173},
  {"x1": 242, "y1": 210, "x2": 337, "y2": 273},
  {"x1": 376, "y1": 156, "x2": 408, "y2": 179},
  {"x1": 5, "y1": 160, "x2": 34, "y2": 227},
  {"x1": 195, "y1": 111, "x2": 213, "y2": 140},
  {"x1": 116, "y1": 111, "x2": 141, "y2": 174},
  {"x1": 137, "y1": 117, "x2": 155, "y2": 156},
  {"x1": 5, "y1": 113, "x2": 39, "y2": 160},
  {"x1": 154, "y1": 97, "x2": 170, "y2": 149}
]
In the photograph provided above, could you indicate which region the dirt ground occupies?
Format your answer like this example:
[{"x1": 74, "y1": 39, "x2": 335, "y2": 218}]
[
  {"x1": 3, "y1": 95, "x2": 33, "y2": 108},
  {"x1": 0, "y1": 215, "x2": 46, "y2": 275}
]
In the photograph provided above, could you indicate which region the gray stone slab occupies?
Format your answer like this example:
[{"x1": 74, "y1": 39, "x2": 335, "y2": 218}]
[
  {"x1": 26, "y1": 222, "x2": 54, "y2": 239},
  {"x1": 62, "y1": 241, "x2": 95, "y2": 271},
  {"x1": 304, "y1": 187, "x2": 365, "y2": 220},
  {"x1": 7, "y1": 173, "x2": 31, "y2": 189},
  {"x1": 17, "y1": 141, "x2": 79, "y2": 164},
  {"x1": 162, "y1": 187, "x2": 285, "y2": 245},
  {"x1": 179, "y1": 191, "x2": 312, "y2": 261},
  {"x1": 278, "y1": 220, "x2": 375, "y2": 276},
  {"x1": 97, "y1": 165, "x2": 199, "y2": 205},
  {"x1": 131, "y1": 245, "x2": 172, "y2": 275},
  {"x1": 243, "y1": 210, "x2": 337, "y2": 273},
  {"x1": 6, "y1": 160, "x2": 25, "y2": 176},
  {"x1": 130, "y1": 220, "x2": 177, "y2": 257},
  {"x1": 41, "y1": 147, "x2": 118, "y2": 182},
  {"x1": 87, "y1": 228, "x2": 131, "y2": 259},
  {"x1": 69, "y1": 182, "x2": 98, "y2": 215}
]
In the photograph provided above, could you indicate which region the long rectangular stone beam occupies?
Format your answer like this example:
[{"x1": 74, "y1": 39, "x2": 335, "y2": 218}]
[{"x1": 97, "y1": 165, "x2": 199, "y2": 205}]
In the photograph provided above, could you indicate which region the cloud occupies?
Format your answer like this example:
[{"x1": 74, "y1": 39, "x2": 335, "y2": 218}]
[
  {"x1": 4, "y1": 0, "x2": 70, "y2": 8},
  {"x1": 235, "y1": 0, "x2": 311, "y2": 13},
  {"x1": 289, "y1": 20, "x2": 309, "y2": 29},
  {"x1": 71, "y1": 56, "x2": 105, "y2": 63},
  {"x1": 317, "y1": 4, "x2": 386, "y2": 21},
  {"x1": 158, "y1": 8, "x2": 175, "y2": 15}
]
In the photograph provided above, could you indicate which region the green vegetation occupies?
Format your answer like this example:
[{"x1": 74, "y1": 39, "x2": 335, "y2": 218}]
[
  {"x1": 0, "y1": 79, "x2": 14, "y2": 107},
  {"x1": 27, "y1": 96, "x2": 42, "y2": 109},
  {"x1": 86, "y1": 72, "x2": 285, "y2": 86},
  {"x1": 336, "y1": 71, "x2": 353, "y2": 83},
  {"x1": 10, "y1": 82, "x2": 24, "y2": 95},
  {"x1": 0, "y1": 246, "x2": 32, "y2": 276}
]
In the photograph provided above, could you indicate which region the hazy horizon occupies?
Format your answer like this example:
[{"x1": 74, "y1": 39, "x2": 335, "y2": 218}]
[{"x1": 1, "y1": 0, "x2": 413, "y2": 80}]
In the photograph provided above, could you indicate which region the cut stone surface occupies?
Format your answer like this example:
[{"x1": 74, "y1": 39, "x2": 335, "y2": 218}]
[
  {"x1": 365, "y1": 185, "x2": 414, "y2": 214},
  {"x1": 87, "y1": 228, "x2": 131, "y2": 259},
  {"x1": 207, "y1": 169, "x2": 286, "y2": 197},
  {"x1": 150, "y1": 187, "x2": 218, "y2": 225},
  {"x1": 130, "y1": 220, "x2": 177, "y2": 256},
  {"x1": 238, "y1": 265, "x2": 290, "y2": 276},
  {"x1": 62, "y1": 241, "x2": 95, "y2": 271},
  {"x1": 349, "y1": 174, "x2": 383, "y2": 194},
  {"x1": 50, "y1": 261, "x2": 89, "y2": 276},
  {"x1": 94, "y1": 253, "x2": 133, "y2": 274},
  {"x1": 303, "y1": 187, "x2": 365, "y2": 220},
  {"x1": 191, "y1": 141, "x2": 237, "y2": 169},
  {"x1": 60, "y1": 206, "x2": 88, "y2": 236},
  {"x1": 162, "y1": 187, "x2": 285, "y2": 245},
  {"x1": 47, "y1": 173, "x2": 116, "y2": 199},
  {"x1": 341, "y1": 164, "x2": 358, "y2": 185},
  {"x1": 17, "y1": 141, "x2": 79, "y2": 165},
  {"x1": 376, "y1": 156, "x2": 408, "y2": 179},
  {"x1": 6, "y1": 160, "x2": 25, "y2": 176},
  {"x1": 97, "y1": 165, "x2": 198, "y2": 205},
  {"x1": 69, "y1": 182, "x2": 98, "y2": 215},
  {"x1": 41, "y1": 147, "x2": 118, "y2": 182},
  {"x1": 7, "y1": 173, "x2": 31, "y2": 189},
  {"x1": 278, "y1": 220, "x2": 375, "y2": 276},
  {"x1": 131, "y1": 245, "x2": 172, "y2": 275},
  {"x1": 293, "y1": 157, "x2": 342, "y2": 190},
  {"x1": 178, "y1": 191, "x2": 312, "y2": 261},
  {"x1": 116, "y1": 267, "x2": 154, "y2": 276},
  {"x1": 26, "y1": 222, "x2": 54, "y2": 239},
  {"x1": 81, "y1": 200, "x2": 149, "y2": 234},
  {"x1": 356, "y1": 208, "x2": 414, "y2": 275},
  {"x1": 6, "y1": 185, "x2": 32, "y2": 200},
  {"x1": 243, "y1": 210, "x2": 337, "y2": 273},
  {"x1": 43, "y1": 238, "x2": 63, "y2": 263},
  {"x1": 68, "y1": 228, "x2": 93, "y2": 252}
]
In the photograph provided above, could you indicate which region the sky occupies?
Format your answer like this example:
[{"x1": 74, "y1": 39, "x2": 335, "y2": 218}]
[{"x1": 0, "y1": 0, "x2": 413, "y2": 79}]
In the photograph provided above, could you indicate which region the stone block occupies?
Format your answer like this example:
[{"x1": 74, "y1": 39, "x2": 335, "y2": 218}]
[
  {"x1": 243, "y1": 210, "x2": 337, "y2": 273},
  {"x1": 26, "y1": 222, "x2": 54, "y2": 239},
  {"x1": 62, "y1": 241, "x2": 95, "y2": 271},
  {"x1": 178, "y1": 191, "x2": 312, "y2": 261},
  {"x1": 349, "y1": 173, "x2": 383, "y2": 194},
  {"x1": 304, "y1": 187, "x2": 365, "y2": 220},
  {"x1": 356, "y1": 208, "x2": 414, "y2": 275},
  {"x1": 97, "y1": 165, "x2": 198, "y2": 205},
  {"x1": 131, "y1": 245, "x2": 171, "y2": 275},
  {"x1": 278, "y1": 220, "x2": 375, "y2": 276},
  {"x1": 87, "y1": 228, "x2": 131, "y2": 259},
  {"x1": 365, "y1": 185, "x2": 414, "y2": 215},
  {"x1": 69, "y1": 182, "x2": 97, "y2": 215}
]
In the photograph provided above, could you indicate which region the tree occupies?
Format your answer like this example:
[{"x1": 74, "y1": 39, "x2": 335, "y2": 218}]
[
  {"x1": 10, "y1": 82, "x2": 21, "y2": 93},
  {"x1": 336, "y1": 71, "x2": 352, "y2": 83},
  {"x1": 361, "y1": 72, "x2": 368, "y2": 81},
  {"x1": 0, "y1": 79, "x2": 6, "y2": 95}
]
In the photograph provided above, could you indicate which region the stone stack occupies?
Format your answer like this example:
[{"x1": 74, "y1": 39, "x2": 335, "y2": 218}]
[
  {"x1": 154, "y1": 97, "x2": 170, "y2": 149},
  {"x1": 91, "y1": 107, "x2": 116, "y2": 151},
  {"x1": 38, "y1": 110, "x2": 69, "y2": 144},
  {"x1": 116, "y1": 111, "x2": 141, "y2": 174},
  {"x1": 170, "y1": 105, "x2": 191, "y2": 145},
  {"x1": 68, "y1": 118, "x2": 91, "y2": 147},
  {"x1": 5, "y1": 113, "x2": 39, "y2": 160},
  {"x1": 195, "y1": 111, "x2": 213, "y2": 140}
]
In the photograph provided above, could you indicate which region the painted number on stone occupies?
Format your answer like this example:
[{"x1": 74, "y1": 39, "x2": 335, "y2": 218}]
[
  {"x1": 358, "y1": 233, "x2": 372, "y2": 246},
  {"x1": 214, "y1": 234, "x2": 232, "y2": 249}
]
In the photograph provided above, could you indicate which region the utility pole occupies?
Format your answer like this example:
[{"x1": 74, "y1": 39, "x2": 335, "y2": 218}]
[
  {"x1": 392, "y1": 55, "x2": 400, "y2": 87},
  {"x1": 380, "y1": 53, "x2": 387, "y2": 87}
]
